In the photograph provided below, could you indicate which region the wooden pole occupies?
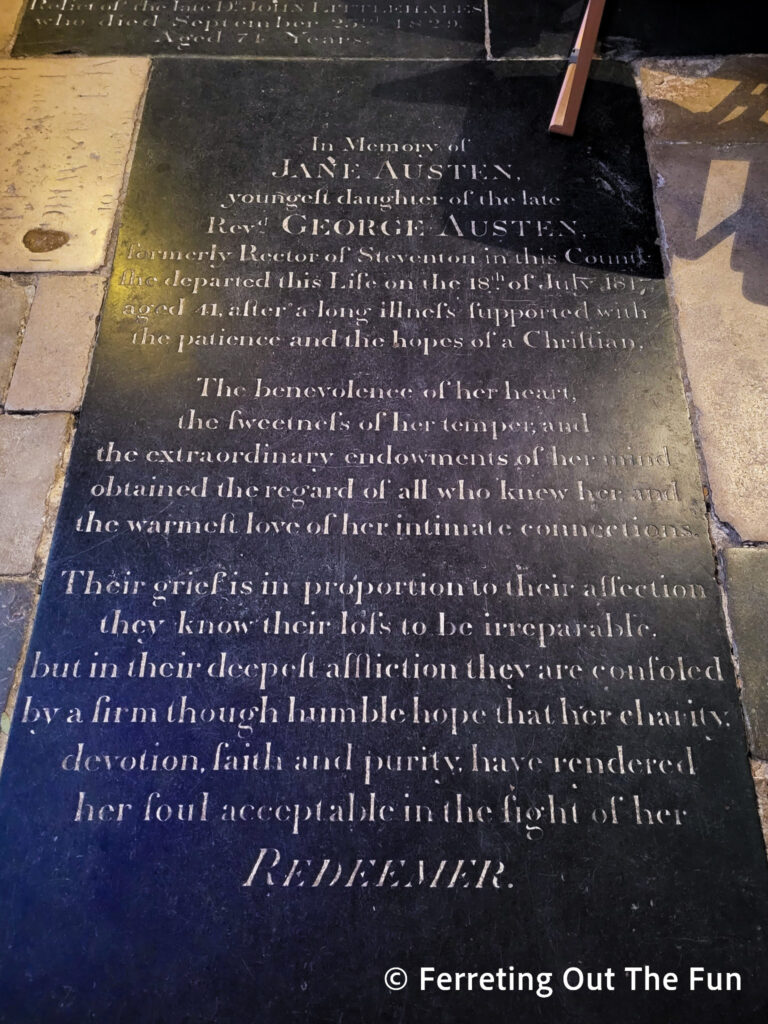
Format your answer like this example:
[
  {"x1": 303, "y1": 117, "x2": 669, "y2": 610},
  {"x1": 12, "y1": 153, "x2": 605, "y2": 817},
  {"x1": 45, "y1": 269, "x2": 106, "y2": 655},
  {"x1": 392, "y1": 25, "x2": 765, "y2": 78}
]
[{"x1": 549, "y1": 0, "x2": 607, "y2": 136}]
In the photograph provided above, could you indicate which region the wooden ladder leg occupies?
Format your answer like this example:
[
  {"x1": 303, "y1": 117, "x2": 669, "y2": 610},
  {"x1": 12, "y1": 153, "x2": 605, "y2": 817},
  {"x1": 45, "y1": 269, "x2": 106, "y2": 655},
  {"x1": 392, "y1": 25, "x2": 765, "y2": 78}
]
[{"x1": 549, "y1": 0, "x2": 607, "y2": 136}]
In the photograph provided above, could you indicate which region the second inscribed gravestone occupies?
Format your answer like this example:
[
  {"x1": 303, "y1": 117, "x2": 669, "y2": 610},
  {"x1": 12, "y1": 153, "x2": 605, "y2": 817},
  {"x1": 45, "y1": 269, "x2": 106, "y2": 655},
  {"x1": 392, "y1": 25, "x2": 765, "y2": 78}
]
[
  {"x1": 12, "y1": 0, "x2": 485, "y2": 56},
  {"x1": 12, "y1": 0, "x2": 765, "y2": 58},
  {"x1": 0, "y1": 59, "x2": 766, "y2": 1022}
]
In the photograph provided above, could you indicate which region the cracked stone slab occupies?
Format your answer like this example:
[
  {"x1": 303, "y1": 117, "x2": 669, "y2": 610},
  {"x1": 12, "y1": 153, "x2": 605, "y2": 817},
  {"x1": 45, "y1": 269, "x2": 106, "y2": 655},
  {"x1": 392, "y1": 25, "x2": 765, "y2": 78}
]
[
  {"x1": 0, "y1": 57, "x2": 149, "y2": 272},
  {"x1": 727, "y1": 549, "x2": 768, "y2": 760},
  {"x1": 6, "y1": 275, "x2": 104, "y2": 412},
  {"x1": 639, "y1": 57, "x2": 768, "y2": 143},
  {"x1": 0, "y1": 412, "x2": 71, "y2": 575},
  {"x1": 0, "y1": 275, "x2": 33, "y2": 405},
  {"x1": 650, "y1": 141, "x2": 768, "y2": 541},
  {"x1": 0, "y1": 581, "x2": 35, "y2": 708}
]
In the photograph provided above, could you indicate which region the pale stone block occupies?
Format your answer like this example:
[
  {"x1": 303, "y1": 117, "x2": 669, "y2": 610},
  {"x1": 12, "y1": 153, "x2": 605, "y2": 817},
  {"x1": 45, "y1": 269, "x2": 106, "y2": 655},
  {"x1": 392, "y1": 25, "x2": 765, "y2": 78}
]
[
  {"x1": 6, "y1": 274, "x2": 104, "y2": 412},
  {"x1": 0, "y1": 57, "x2": 149, "y2": 272},
  {"x1": 0, "y1": 412, "x2": 70, "y2": 574},
  {"x1": 639, "y1": 57, "x2": 768, "y2": 143},
  {"x1": 0, "y1": 0, "x2": 25, "y2": 54},
  {"x1": 0, "y1": 275, "x2": 34, "y2": 404},
  {"x1": 650, "y1": 142, "x2": 768, "y2": 540}
]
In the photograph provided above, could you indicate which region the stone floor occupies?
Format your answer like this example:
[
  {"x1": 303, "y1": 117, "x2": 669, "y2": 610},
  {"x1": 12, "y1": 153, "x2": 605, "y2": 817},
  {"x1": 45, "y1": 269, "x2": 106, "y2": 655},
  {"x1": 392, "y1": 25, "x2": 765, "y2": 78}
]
[
  {"x1": 0, "y1": 6, "x2": 767, "y2": 842},
  {"x1": 638, "y1": 58, "x2": 768, "y2": 841}
]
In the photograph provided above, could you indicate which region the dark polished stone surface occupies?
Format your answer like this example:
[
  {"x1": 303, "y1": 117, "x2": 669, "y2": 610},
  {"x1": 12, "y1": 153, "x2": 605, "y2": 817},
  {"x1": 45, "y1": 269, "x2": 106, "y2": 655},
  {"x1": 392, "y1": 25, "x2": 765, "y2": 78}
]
[
  {"x1": 13, "y1": 0, "x2": 766, "y2": 57},
  {"x1": 488, "y1": 0, "x2": 768, "y2": 59},
  {"x1": 0, "y1": 60, "x2": 766, "y2": 1023}
]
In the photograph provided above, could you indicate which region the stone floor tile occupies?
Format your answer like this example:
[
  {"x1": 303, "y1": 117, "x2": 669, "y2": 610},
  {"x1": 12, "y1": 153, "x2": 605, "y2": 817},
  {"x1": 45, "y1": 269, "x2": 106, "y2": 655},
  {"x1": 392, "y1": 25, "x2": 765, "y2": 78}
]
[
  {"x1": 650, "y1": 141, "x2": 768, "y2": 540},
  {"x1": 0, "y1": 57, "x2": 149, "y2": 272},
  {"x1": 5, "y1": 274, "x2": 104, "y2": 412},
  {"x1": 639, "y1": 56, "x2": 768, "y2": 143},
  {"x1": 0, "y1": 275, "x2": 34, "y2": 405},
  {"x1": 0, "y1": 580, "x2": 35, "y2": 708},
  {"x1": 751, "y1": 760, "x2": 768, "y2": 854},
  {"x1": 0, "y1": 412, "x2": 71, "y2": 575},
  {"x1": 725, "y1": 548, "x2": 768, "y2": 759},
  {"x1": 0, "y1": 0, "x2": 24, "y2": 54}
]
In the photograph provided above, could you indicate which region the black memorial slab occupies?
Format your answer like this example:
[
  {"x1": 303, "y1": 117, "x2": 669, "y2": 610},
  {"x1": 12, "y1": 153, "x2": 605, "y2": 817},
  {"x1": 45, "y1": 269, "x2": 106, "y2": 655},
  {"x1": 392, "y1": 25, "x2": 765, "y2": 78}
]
[
  {"x1": 485, "y1": 0, "x2": 768, "y2": 60},
  {"x1": 0, "y1": 58, "x2": 767, "y2": 1023},
  {"x1": 12, "y1": 0, "x2": 766, "y2": 58},
  {"x1": 12, "y1": 0, "x2": 485, "y2": 56}
]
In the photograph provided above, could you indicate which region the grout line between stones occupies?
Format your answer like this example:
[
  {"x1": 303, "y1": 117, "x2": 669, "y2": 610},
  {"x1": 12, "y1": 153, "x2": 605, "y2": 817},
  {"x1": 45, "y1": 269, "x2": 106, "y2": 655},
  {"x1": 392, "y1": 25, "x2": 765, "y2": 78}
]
[
  {"x1": 483, "y1": 0, "x2": 492, "y2": 61},
  {"x1": 8, "y1": 52, "x2": 570, "y2": 63},
  {"x1": 645, "y1": 139, "x2": 768, "y2": 148}
]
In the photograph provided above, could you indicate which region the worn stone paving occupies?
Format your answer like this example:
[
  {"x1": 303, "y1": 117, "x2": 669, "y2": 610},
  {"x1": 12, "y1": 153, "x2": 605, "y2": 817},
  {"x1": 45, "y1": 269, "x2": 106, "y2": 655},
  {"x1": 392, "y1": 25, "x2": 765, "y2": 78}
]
[
  {"x1": 0, "y1": 57, "x2": 149, "y2": 272},
  {"x1": 0, "y1": 17, "x2": 766, "y2": 844},
  {"x1": 5, "y1": 274, "x2": 105, "y2": 412},
  {"x1": 0, "y1": 276, "x2": 33, "y2": 404},
  {"x1": 641, "y1": 57, "x2": 768, "y2": 542},
  {"x1": 0, "y1": 412, "x2": 71, "y2": 576},
  {"x1": 637, "y1": 59, "x2": 768, "y2": 848},
  {"x1": 0, "y1": 0, "x2": 25, "y2": 55}
]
